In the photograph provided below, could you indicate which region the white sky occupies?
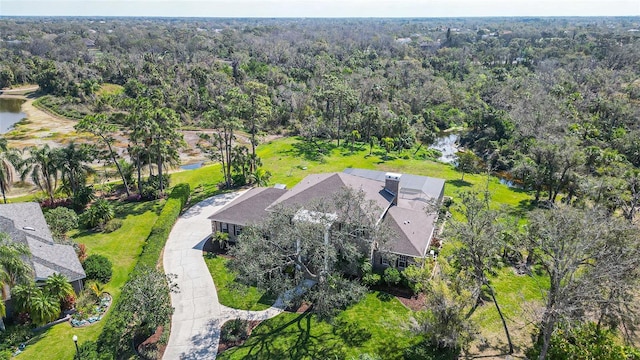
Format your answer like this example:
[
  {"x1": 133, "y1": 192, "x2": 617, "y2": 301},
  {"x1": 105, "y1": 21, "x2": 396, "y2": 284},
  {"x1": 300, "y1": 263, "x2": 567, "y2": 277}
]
[{"x1": 0, "y1": 0, "x2": 639, "y2": 17}]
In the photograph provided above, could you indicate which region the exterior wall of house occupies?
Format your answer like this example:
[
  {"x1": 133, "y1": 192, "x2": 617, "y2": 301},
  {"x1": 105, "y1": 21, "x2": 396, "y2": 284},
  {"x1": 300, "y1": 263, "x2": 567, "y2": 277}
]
[
  {"x1": 372, "y1": 250, "x2": 422, "y2": 271},
  {"x1": 211, "y1": 220, "x2": 243, "y2": 243},
  {"x1": 71, "y1": 279, "x2": 83, "y2": 294}
]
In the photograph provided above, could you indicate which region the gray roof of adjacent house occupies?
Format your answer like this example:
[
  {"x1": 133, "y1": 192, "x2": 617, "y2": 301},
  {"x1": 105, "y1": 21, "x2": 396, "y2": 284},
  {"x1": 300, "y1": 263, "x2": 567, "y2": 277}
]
[
  {"x1": 0, "y1": 203, "x2": 86, "y2": 283},
  {"x1": 210, "y1": 169, "x2": 445, "y2": 258},
  {"x1": 209, "y1": 187, "x2": 287, "y2": 226}
]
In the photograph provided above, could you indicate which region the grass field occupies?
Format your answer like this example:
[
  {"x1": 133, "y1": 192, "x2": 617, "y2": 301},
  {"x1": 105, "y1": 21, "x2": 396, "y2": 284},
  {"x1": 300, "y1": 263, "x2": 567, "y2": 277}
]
[
  {"x1": 218, "y1": 292, "x2": 421, "y2": 360},
  {"x1": 15, "y1": 200, "x2": 164, "y2": 359},
  {"x1": 204, "y1": 255, "x2": 274, "y2": 311},
  {"x1": 257, "y1": 137, "x2": 531, "y2": 208}
]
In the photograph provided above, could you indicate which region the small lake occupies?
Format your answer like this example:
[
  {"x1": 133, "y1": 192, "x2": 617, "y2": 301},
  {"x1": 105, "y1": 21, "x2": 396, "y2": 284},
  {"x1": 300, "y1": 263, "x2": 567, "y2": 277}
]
[
  {"x1": 429, "y1": 132, "x2": 459, "y2": 163},
  {"x1": 180, "y1": 162, "x2": 203, "y2": 170},
  {"x1": 0, "y1": 98, "x2": 26, "y2": 134}
]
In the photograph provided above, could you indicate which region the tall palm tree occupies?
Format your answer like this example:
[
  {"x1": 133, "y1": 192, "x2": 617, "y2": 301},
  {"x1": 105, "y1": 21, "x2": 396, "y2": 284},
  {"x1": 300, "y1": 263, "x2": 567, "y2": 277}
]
[
  {"x1": 0, "y1": 137, "x2": 21, "y2": 204},
  {"x1": 22, "y1": 144, "x2": 59, "y2": 204},
  {"x1": 54, "y1": 142, "x2": 95, "y2": 199}
]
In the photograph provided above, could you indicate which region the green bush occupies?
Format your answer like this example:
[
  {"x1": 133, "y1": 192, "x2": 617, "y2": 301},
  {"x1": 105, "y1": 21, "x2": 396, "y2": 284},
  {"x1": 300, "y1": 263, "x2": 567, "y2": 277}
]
[
  {"x1": 43, "y1": 206, "x2": 78, "y2": 240},
  {"x1": 383, "y1": 267, "x2": 401, "y2": 286},
  {"x1": 526, "y1": 322, "x2": 640, "y2": 360},
  {"x1": 83, "y1": 254, "x2": 113, "y2": 283},
  {"x1": 103, "y1": 218, "x2": 123, "y2": 233},
  {"x1": 221, "y1": 318, "x2": 249, "y2": 343},
  {"x1": 82, "y1": 199, "x2": 115, "y2": 230},
  {"x1": 97, "y1": 183, "x2": 189, "y2": 357},
  {"x1": 362, "y1": 273, "x2": 381, "y2": 287}
]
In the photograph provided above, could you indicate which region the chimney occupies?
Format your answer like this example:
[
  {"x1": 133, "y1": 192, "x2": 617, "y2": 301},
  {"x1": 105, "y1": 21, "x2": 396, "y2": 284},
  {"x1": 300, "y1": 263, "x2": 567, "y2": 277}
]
[{"x1": 385, "y1": 172, "x2": 402, "y2": 205}]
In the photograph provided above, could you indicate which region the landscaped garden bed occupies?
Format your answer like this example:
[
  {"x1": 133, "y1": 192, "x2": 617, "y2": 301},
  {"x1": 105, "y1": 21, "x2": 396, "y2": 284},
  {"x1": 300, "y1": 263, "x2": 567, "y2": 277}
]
[{"x1": 70, "y1": 293, "x2": 112, "y2": 327}]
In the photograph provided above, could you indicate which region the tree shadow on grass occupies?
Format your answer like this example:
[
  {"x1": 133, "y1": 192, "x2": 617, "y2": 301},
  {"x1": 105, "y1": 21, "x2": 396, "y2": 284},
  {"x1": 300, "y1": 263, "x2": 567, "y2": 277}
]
[
  {"x1": 114, "y1": 199, "x2": 162, "y2": 219},
  {"x1": 234, "y1": 313, "x2": 345, "y2": 360},
  {"x1": 332, "y1": 318, "x2": 372, "y2": 347},
  {"x1": 287, "y1": 139, "x2": 336, "y2": 162},
  {"x1": 448, "y1": 179, "x2": 472, "y2": 188}
]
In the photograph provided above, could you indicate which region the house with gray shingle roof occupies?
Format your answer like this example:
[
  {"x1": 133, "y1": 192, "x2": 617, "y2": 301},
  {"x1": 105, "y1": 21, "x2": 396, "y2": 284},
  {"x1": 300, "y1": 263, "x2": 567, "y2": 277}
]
[
  {"x1": 209, "y1": 169, "x2": 445, "y2": 270},
  {"x1": 0, "y1": 203, "x2": 86, "y2": 303}
]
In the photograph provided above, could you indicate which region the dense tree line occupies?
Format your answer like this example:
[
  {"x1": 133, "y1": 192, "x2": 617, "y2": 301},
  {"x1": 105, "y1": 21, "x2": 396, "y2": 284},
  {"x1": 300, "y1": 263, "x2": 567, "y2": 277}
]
[{"x1": 2, "y1": 16, "x2": 640, "y2": 358}]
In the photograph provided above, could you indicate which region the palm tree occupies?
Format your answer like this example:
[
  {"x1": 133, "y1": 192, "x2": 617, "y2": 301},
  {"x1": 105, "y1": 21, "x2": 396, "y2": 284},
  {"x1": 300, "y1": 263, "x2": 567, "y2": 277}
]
[
  {"x1": 249, "y1": 168, "x2": 272, "y2": 187},
  {"x1": 0, "y1": 234, "x2": 32, "y2": 288},
  {"x1": 22, "y1": 144, "x2": 59, "y2": 203},
  {"x1": 28, "y1": 289, "x2": 59, "y2": 326},
  {"x1": 44, "y1": 273, "x2": 74, "y2": 303},
  {"x1": 0, "y1": 137, "x2": 22, "y2": 204},
  {"x1": 54, "y1": 142, "x2": 95, "y2": 199}
]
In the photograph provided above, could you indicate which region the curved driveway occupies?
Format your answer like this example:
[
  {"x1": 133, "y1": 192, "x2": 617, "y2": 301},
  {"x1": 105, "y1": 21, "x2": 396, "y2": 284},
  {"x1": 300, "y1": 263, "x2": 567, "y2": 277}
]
[{"x1": 163, "y1": 191, "x2": 285, "y2": 360}]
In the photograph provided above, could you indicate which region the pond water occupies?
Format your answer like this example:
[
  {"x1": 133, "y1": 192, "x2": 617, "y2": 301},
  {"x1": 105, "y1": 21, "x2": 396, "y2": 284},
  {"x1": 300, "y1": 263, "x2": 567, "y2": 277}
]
[
  {"x1": 429, "y1": 132, "x2": 459, "y2": 163},
  {"x1": 180, "y1": 162, "x2": 203, "y2": 170},
  {"x1": 0, "y1": 98, "x2": 26, "y2": 134}
]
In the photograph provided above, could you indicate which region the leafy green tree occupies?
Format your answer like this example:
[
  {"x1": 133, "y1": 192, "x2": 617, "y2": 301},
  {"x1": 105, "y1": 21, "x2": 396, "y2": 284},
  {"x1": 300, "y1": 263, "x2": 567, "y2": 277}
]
[
  {"x1": 54, "y1": 142, "x2": 95, "y2": 199},
  {"x1": 76, "y1": 114, "x2": 131, "y2": 197},
  {"x1": 27, "y1": 288, "x2": 59, "y2": 326},
  {"x1": 454, "y1": 150, "x2": 479, "y2": 181},
  {"x1": 44, "y1": 207, "x2": 78, "y2": 240}
]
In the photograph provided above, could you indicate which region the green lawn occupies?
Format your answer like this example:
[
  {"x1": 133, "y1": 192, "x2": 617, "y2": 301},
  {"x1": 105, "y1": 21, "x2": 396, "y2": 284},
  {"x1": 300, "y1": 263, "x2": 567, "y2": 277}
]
[
  {"x1": 257, "y1": 137, "x2": 531, "y2": 208},
  {"x1": 16, "y1": 200, "x2": 163, "y2": 359},
  {"x1": 204, "y1": 255, "x2": 274, "y2": 311},
  {"x1": 218, "y1": 292, "x2": 421, "y2": 360}
]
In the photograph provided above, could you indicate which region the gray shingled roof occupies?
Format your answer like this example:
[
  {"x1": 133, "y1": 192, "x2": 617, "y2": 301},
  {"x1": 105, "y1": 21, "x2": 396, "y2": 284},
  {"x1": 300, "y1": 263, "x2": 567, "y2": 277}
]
[
  {"x1": 343, "y1": 168, "x2": 445, "y2": 200},
  {"x1": 268, "y1": 172, "x2": 393, "y2": 212},
  {"x1": 210, "y1": 170, "x2": 445, "y2": 259},
  {"x1": 0, "y1": 203, "x2": 86, "y2": 283},
  {"x1": 209, "y1": 187, "x2": 288, "y2": 226}
]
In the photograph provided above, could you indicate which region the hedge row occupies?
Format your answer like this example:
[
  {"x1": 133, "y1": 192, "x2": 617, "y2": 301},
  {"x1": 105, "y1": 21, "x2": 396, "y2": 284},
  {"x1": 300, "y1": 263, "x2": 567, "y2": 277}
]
[{"x1": 96, "y1": 183, "x2": 190, "y2": 357}]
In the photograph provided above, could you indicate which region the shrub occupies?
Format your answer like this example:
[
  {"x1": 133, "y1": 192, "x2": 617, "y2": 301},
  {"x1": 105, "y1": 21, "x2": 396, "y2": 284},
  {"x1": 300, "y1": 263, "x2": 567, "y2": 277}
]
[
  {"x1": 77, "y1": 243, "x2": 88, "y2": 262},
  {"x1": 83, "y1": 254, "x2": 113, "y2": 283},
  {"x1": 72, "y1": 185, "x2": 95, "y2": 212},
  {"x1": 43, "y1": 206, "x2": 78, "y2": 240},
  {"x1": 383, "y1": 267, "x2": 401, "y2": 286},
  {"x1": 103, "y1": 218, "x2": 123, "y2": 233},
  {"x1": 83, "y1": 199, "x2": 115, "y2": 230},
  {"x1": 221, "y1": 318, "x2": 249, "y2": 344},
  {"x1": 362, "y1": 273, "x2": 381, "y2": 287}
]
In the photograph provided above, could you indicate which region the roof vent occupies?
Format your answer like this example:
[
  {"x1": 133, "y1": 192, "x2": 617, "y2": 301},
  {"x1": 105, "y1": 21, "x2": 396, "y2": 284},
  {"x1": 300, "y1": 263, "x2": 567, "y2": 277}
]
[{"x1": 22, "y1": 226, "x2": 36, "y2": 231}]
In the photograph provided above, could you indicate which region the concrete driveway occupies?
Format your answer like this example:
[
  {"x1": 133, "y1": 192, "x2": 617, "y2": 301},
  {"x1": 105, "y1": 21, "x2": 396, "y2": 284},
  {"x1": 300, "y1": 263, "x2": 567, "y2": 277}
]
[{"x1": 163, "y1": 191, "x2": 245, "y2": 360}]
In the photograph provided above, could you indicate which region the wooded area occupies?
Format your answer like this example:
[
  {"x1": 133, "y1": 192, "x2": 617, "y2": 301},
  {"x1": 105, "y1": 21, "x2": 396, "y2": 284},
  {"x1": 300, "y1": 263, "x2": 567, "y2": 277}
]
[{"x1": 1, "y1": 16, "x2": 640, "y2": 359}]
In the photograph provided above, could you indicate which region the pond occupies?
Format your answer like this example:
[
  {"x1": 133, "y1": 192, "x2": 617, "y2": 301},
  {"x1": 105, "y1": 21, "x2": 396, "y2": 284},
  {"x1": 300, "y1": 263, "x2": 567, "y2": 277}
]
[
  {"x1": 0, "y1": 98, "x2": 26, "y2": 134},
  {"x1": 180, "y1": 162, "x2": 203, "y2": 170},
  {"x1": 429, "y1": 132, "x2": 459, "y2": 163}
]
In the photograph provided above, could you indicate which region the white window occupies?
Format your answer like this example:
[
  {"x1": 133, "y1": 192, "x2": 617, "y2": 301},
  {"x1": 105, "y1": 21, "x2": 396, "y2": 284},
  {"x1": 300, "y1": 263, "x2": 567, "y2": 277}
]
[
  {"x1": 235, "y1": 226, "x2": 242, "y2": 236},
  {"x1": 381, "y1": 256, "x2": 389, "y2": 266},
  {"x1": 397, "y1": 255, "x2": 408, "y2": 269},
  {"x1": 221, "y1": 223, "x2": 229, "y2": 233}
]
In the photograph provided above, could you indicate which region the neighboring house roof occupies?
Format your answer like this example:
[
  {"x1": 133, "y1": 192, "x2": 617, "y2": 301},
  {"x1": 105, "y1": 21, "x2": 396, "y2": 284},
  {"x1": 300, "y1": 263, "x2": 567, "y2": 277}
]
[
  {"x1": 209, "y1": 187, "x2": 287, "y2": 226},
  {"x1": 0, "y1": 203, "x2": 86, "y2": 283},
  {"x1": 211, "y1": 169, "x2": 445, "y2": 259}
]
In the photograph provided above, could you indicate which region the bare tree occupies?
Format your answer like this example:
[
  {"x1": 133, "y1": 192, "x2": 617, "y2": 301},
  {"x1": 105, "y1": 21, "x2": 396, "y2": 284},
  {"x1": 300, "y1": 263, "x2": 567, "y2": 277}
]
[{"x1": 526, "y1": 205, "x2": 640, "y2": 360}]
